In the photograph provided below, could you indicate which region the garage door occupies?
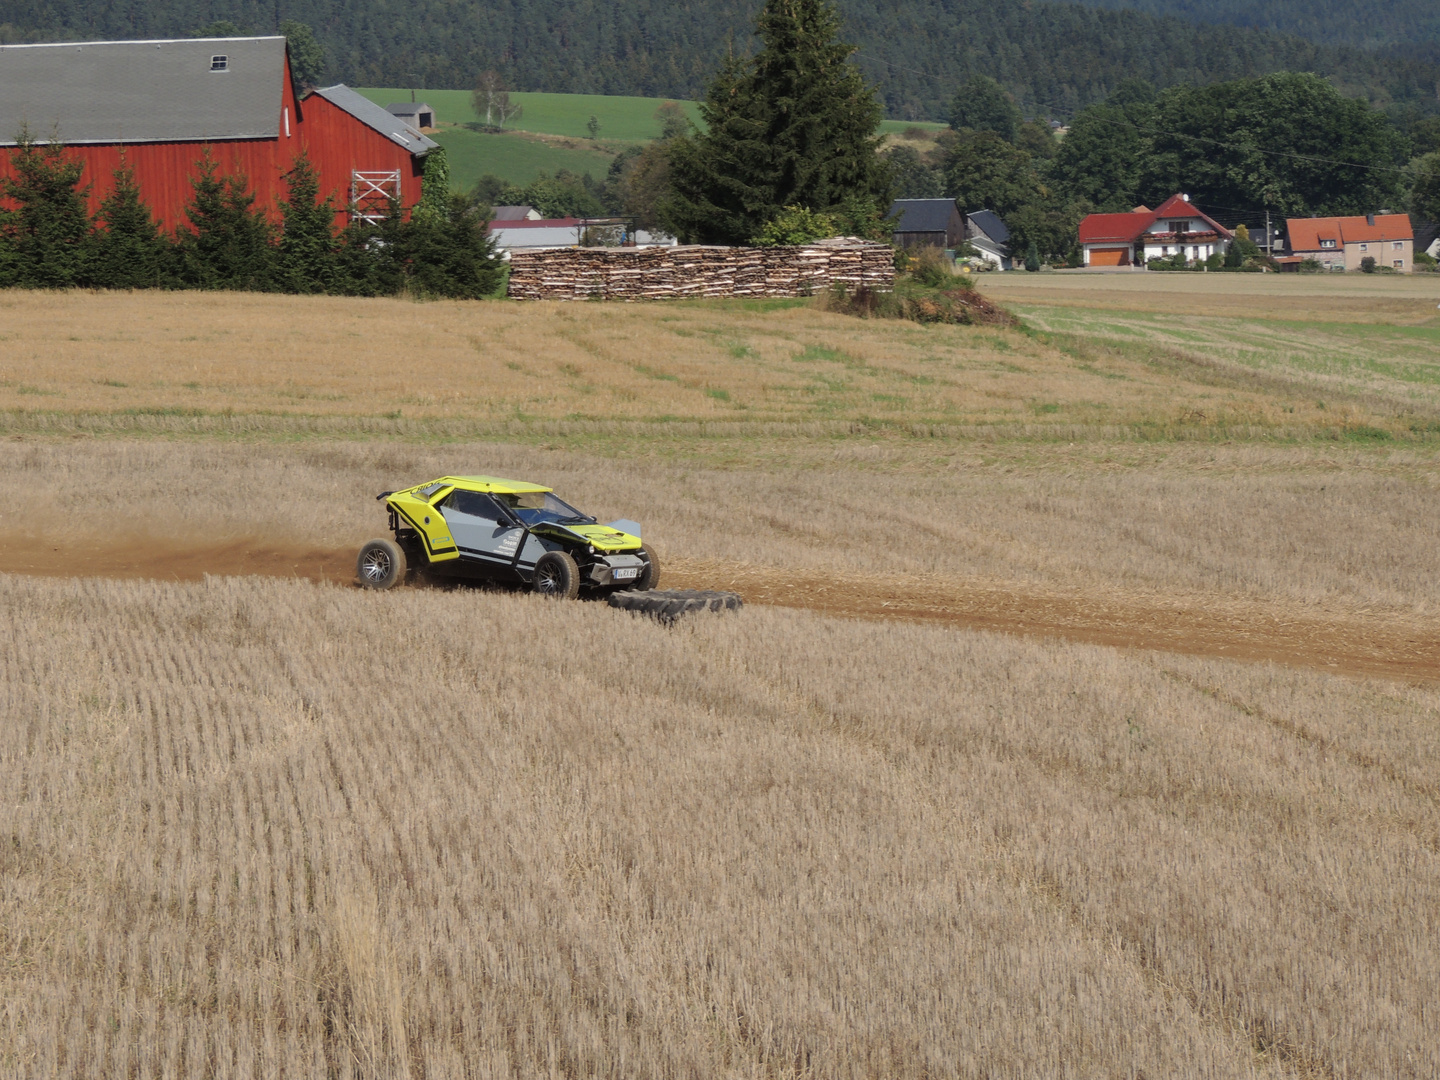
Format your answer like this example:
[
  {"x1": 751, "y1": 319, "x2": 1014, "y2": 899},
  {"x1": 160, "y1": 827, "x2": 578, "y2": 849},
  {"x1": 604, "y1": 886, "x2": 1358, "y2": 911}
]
[{"x1": 1089, "y1": 247, "x2": 1129, "y2": 266}]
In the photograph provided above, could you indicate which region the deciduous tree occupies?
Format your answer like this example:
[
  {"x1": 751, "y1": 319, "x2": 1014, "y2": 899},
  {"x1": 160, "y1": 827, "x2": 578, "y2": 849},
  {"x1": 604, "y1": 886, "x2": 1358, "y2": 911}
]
[{"x1": 947, "y1": 75, "x2": 1021, "y2": 142}]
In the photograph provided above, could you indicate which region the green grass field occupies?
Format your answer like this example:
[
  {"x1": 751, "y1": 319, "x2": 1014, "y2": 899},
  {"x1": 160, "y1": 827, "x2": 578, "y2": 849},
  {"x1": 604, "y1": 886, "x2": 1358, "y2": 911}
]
[
  {"x1": 355, "y1": 88, "x2": 703, "y2": 141},
  {"x1": 429, "y1": 128, "x2": 617, "y2": 190},
  {"x1": 356, "y1": 87, "x2": 945, "y2": 192}
]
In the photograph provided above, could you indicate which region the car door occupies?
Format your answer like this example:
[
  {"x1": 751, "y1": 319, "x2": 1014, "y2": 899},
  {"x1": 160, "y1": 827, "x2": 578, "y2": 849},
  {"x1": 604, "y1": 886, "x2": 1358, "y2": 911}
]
[{"x1": 440, "y1": 489, "x2": 526, "y2": 569}]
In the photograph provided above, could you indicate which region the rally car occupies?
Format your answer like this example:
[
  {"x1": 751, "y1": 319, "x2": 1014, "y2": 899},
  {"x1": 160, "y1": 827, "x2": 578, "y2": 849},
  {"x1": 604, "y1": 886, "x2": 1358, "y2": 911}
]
[{"x1": 355, "y1": 474, "x2": 659, "y2": 599}]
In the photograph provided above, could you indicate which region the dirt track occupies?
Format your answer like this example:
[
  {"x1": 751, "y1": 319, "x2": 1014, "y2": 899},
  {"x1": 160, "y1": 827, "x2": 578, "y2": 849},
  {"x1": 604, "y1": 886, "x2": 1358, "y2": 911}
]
[{"x1": 2, "y1": 533, "x2": 1435, "y2": 684}]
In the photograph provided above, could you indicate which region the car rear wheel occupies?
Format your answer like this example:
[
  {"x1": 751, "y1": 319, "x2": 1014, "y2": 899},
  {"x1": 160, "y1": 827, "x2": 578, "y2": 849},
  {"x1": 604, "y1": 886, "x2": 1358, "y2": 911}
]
[
  {"x1": 357, "y1": 538, "x2": 407, "y2": 590},
  {"x1": 533, "y1": 551, "x2": 580, "y2": 599},
  {"x1": 635, "y1": 545, "x2": 661, "y2": 591}
]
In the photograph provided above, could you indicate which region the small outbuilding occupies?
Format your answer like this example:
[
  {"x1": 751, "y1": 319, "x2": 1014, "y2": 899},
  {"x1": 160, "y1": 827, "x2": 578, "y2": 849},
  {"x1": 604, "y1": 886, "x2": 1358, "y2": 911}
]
[
  {"x1": 965, "y1": 209, "x2": 1012, "y2": 270},
  {"x1": 385, "y1": 102, "x2": 436, "y2": 130},
  {"x1": 889, "y1": 198, "x2": 964, "y2": 250}
]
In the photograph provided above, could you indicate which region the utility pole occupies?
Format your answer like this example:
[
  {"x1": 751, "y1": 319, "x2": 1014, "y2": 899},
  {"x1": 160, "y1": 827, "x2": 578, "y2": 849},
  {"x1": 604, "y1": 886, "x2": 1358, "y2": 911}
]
[{"x1": 1265, "y1": 208, "x2": 1272, "y2": 255}]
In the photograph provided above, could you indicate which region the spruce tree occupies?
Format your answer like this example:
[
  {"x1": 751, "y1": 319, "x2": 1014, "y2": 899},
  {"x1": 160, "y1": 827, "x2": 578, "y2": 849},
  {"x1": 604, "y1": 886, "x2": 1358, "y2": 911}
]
[
  {"x1": 664, "y1": 0, "x2": 892, "y2": 245},
  {"x1": 402, "y1": 193, "x2": 504, "y2": 299},
  {"x1": 178, "y1": 152, "x2": 275, "y2": 290},
  {"x1": 1, "y1": 129, "x2": 94, "y2": 287},
  {"x1": 275, "y1": 150, "x2": 337, "y2": 294},
  {"x1": 91, "y1": 160, "x2": 173, "y2": 289}
]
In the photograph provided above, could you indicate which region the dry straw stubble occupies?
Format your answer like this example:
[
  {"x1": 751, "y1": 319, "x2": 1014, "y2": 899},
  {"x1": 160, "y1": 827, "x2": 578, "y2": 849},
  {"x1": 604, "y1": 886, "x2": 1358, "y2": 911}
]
[{"x1": 2, "y1": 572, "x2": 1438, "y2": 1077}]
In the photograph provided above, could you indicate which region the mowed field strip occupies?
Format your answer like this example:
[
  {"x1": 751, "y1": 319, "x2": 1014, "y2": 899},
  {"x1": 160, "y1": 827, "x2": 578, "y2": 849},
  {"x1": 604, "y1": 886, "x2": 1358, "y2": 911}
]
[
  {"x1": 0, "y1": 432, "x2": 1437, "y2": 683},
  {"x1": 3, "y1": 279, "x2": 1440, "y2": 1075}
]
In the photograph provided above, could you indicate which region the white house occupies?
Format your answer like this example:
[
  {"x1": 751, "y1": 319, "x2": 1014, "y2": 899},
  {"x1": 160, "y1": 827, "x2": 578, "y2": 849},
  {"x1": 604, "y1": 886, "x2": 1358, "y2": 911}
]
[{"x1": 1077, "y1": 193, "x2": 1233, "y2": 267}]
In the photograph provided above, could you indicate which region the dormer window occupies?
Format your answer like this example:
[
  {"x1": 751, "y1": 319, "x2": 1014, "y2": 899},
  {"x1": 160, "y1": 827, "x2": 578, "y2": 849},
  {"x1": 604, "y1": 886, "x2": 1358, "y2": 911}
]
[
  {"x1": 210, "y1": 55, "x2": 228, "y2": 71},
  {"x1": 1319, "y1": 239, "x2": 1336, "y2": 249}
]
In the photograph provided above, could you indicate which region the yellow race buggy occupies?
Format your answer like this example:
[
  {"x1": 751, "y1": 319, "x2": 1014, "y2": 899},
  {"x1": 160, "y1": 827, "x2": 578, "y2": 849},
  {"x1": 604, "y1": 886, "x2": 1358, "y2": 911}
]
[{"x1": 355, "y1": 475, "x2": 659, "y2": 599}]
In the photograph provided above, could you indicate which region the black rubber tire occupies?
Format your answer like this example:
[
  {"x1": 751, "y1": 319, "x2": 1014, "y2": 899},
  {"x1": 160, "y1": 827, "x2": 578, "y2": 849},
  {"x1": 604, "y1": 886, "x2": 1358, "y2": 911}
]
[
  {"x1": 532, "y1": 551, "x2": 581, "y2": 599},
  {"x1": 635, "y1": 545, "x2": 662, "y2": 591},
  {"x1": 607, "y1": 588, "x2": 742, "y2": 621},
  {"x1": 356, "y1": 538, "x2": 407, "y2": 590}
]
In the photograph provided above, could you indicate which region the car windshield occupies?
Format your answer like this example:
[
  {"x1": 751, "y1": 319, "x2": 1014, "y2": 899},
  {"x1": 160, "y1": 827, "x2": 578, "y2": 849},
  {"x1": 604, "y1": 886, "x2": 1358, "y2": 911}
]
[{"x1": 494, "y1": 490, "x2": 595, "y2": 526}]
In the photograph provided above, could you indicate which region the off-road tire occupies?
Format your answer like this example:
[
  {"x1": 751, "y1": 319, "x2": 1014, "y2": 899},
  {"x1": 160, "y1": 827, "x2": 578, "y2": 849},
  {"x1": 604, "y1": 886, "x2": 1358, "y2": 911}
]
[
  {"x1": 356, "y1": 538, "x2": 407, "y2": 590},
  {"x1": 533, "y1": 551, "x2": 581, "y2": 599},
  {"x1": 635, "y1": 545, "x2": 662, "y2": 591},
  {"x1": 608, "y1": 588, "x2": 742, "y2": 621}
]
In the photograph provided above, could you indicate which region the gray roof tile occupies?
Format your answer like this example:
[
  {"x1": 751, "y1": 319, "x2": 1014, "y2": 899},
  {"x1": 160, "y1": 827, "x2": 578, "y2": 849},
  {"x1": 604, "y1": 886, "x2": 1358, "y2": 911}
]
[
  {"x1": 0, "y1": 37, "x2": 287, "y2": 145},
  {"x1": 313, "y1": 84, "x2": 438, "y2": 155}
]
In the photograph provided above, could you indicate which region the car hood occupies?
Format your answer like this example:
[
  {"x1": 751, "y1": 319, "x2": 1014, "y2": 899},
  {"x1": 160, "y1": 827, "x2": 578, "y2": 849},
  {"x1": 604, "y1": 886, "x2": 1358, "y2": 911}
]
[{"x1": 532, "y1": 521, "x2": 641, "y2": 551}]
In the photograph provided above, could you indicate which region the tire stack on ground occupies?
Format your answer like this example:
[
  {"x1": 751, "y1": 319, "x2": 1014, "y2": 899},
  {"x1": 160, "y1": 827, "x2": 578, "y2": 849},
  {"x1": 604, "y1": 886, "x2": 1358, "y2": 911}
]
[{"x1": 607, "y1": 589, "x2": 744, "y2": 622}]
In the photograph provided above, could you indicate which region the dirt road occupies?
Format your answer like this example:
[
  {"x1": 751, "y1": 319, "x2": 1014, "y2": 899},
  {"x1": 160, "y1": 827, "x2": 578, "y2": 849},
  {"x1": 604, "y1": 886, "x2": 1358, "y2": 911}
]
[{"x1": 3, "y1": 532, "x2": 1435, "y2": 684}]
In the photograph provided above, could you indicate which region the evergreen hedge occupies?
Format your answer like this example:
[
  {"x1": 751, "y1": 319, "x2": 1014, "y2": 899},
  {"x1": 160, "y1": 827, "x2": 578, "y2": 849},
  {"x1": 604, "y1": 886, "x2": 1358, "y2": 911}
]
[{"x1": 0, "y1": 137, "x2": 503, "y2": 299}]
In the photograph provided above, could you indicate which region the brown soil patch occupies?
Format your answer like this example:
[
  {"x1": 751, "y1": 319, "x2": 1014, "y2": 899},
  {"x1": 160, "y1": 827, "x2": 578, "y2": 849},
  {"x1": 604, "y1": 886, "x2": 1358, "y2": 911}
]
[{"x1": 3, "y1": 532, "x2": 1434, "y2": 684}]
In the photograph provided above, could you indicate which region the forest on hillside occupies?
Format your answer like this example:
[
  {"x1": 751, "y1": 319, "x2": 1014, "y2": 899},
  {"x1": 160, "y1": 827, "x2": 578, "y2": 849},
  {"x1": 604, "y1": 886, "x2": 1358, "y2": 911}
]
[
  {"x1": 1, "y1": 0, "x2": 1438, "y2": 120},
  {"x1": 1058, "y1": 0, "x2": 1440, "y2": 51}
]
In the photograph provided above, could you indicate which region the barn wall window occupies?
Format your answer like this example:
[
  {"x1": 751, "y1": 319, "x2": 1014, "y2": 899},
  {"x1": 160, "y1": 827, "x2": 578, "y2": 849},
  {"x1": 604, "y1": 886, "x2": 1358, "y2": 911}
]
[{"x1": 210, "y1": 55, "x2": 228, "y2": 71}]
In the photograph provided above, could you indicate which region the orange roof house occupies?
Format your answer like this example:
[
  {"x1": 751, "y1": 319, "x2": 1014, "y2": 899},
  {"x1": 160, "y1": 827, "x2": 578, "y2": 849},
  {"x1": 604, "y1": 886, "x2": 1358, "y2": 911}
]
[
  {"x1": 1077, "y1": 194, "x2": 1233, "y2": 268},
  {"x1": 1284, "y1": 214, "x2": 1413, "y2": 273}
]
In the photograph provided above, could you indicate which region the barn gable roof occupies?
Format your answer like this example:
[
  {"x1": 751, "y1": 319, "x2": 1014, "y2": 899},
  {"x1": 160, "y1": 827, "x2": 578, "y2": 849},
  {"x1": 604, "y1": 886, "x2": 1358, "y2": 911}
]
[
  {"x1": 966, "y1": 209, "x2": 1010, "y2": 245},
  {"x1": 312, "y1": 85, "x2": 438, "y2": 155},
  {"x1": 889, "y1": 199, "x2": 957, "y2": 233},
  {"x1": 0, "y1": 36, "x2": 288, "y2": 146}
]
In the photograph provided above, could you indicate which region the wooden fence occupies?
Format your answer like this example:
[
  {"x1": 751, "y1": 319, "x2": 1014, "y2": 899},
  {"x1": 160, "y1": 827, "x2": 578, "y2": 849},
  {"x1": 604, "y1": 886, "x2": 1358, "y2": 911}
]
[{"x1": 505, "y1": 238, "x2": 894, "y2": 301}]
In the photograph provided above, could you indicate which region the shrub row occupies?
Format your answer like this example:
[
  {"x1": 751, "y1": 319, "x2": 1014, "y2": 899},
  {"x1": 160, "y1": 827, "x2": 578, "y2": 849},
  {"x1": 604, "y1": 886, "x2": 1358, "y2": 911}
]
[{"x1": 0, "y1": 136, "x2": 503, "y2": 298}]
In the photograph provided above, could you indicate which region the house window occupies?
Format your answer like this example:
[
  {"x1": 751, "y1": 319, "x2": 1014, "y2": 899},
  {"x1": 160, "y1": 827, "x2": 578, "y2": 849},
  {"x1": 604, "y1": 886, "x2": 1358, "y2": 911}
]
[
  {"x1": 1394, "y1": 260, "x2": 1404, "y2": 269},
  {"x1": 1169, "y1": 220, "x2": 1189, "y2": 234},
  {"x1": 1394, "y1": 241, "x2": 1403, "y2": 250},
  {"x1": 210, "y1": 55, "x2": 228, "y2": 71},
  {"x1": 1360, "y1": 243, "x2": 1368, "y2": 252},
  {"x1": 1319, "y1": 239, "x2": 1336, "y2": 249}
]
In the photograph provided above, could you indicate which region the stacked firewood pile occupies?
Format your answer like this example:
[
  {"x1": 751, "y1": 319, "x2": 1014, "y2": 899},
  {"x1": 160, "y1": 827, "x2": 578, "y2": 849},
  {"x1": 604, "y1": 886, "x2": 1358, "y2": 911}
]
[{"x1": 506, "y1": 238, "x2": 894, "y2": 301}]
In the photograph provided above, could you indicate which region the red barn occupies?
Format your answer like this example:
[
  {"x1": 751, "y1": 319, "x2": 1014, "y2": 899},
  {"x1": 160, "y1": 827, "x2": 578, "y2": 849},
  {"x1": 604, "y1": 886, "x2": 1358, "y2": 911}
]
[{"x1": 0, "y1": 36, "x2": 438, "y2": 232}]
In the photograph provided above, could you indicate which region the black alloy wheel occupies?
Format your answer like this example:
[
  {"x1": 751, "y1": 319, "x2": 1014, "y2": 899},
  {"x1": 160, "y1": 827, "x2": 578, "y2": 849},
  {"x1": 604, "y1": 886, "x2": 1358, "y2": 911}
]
[{"x1": 532, "y1": 551, "x2": 581, "y2": 599}]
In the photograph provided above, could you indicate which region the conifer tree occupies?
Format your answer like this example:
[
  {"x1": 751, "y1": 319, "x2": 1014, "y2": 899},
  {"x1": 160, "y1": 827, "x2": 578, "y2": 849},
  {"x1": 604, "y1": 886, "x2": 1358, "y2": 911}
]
[
  {"x1": 401, "y1": 192, "x2": 504, "y2": 299},
  {"x1": 664, "y1": 0, "x2": 892, "y2": 244},
  {"x1": 275, "y1": 150, "x2": 337, "y2": 294},
  {"x1": 1, "y1": 129, "x2": 94, "y2": 287},
  {"x1": 91, "y1": 159, "x2": 173, "y2": 289},
  {"x1": 179, "y1": 152, "x2": 275, "y2": 290}
]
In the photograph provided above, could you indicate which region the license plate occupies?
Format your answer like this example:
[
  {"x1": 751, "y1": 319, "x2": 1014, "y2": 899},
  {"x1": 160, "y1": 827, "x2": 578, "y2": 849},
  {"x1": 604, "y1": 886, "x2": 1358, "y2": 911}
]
[{"x1": 613, "y1": 567, "x2": 639, "y2": 580}]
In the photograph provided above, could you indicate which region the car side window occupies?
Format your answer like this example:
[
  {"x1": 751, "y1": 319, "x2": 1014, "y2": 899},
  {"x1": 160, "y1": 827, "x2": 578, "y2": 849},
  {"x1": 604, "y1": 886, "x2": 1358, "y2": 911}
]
[{"x1": 443, "y1": 489, "x2": 506, "y2": 522}]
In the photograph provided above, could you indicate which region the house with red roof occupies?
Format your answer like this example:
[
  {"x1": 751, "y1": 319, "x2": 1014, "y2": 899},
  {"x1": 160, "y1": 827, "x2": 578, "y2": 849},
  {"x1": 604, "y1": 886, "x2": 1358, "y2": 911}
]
[
  {"x1": 1283, "y1": 214, "x2": 1412, "y2": 272},
  {"x1": 1077, "y1": 194, "x2": 1233, "y2": 268}
]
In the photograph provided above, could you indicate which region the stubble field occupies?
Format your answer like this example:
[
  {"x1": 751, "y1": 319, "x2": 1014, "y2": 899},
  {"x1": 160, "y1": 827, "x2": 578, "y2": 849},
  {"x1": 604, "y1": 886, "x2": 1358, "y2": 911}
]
[{"x1": 3, "y1": 277, "x2": 1440, "y2": 1077}]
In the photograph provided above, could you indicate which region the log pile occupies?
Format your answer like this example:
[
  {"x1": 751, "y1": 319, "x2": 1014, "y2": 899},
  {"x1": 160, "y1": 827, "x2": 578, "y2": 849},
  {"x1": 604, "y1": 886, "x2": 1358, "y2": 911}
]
[{"x1": 506, "y1": 238, "x2": 894, "y2": 301}]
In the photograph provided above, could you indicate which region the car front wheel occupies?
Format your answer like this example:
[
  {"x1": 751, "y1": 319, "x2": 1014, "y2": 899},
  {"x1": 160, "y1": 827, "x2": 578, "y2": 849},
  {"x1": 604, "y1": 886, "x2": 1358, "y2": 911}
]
[
  {"x1": 635, "y1": 545, "x2": 661, "y2": 591},
  {"x1": 532, "y1": 551, "x2": 580, "y2": 599},
  {"x1": 356, "y1": 538, "x2": 407, "y2": 590}
]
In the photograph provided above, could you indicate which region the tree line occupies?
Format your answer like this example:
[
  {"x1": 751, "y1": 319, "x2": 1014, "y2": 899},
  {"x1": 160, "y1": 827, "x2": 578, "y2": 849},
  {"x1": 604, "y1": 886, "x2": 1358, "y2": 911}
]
[
  {"x1": 871, "y1": 70, "x2": 1421, "y2": 263},
  {"x1": 0, "y1": 137, "x2": 502, "y2": 297},
  {"x1": 2, "y1": 0, "x2": 1438, "y2": 123}
]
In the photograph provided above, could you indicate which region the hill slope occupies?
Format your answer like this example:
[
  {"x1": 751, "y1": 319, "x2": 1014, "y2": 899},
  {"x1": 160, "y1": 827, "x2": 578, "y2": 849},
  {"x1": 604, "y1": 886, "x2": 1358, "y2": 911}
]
[
  {"x1": 1056, "y1": 0, "x2": 1440, "y2": 50},
  {"x1": 0, "y1": 0, "x2": 1436, "y2": 119}
]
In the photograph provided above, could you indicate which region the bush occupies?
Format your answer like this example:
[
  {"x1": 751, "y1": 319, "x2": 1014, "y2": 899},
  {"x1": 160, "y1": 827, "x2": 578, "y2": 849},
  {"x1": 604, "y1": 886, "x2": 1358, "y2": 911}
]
[
  {"x1": 1360, "y1": 255, "x2": 1377, "y2": 273},
  {"x1": 751, "y1": 205, "x2": 839, "y2": 246},
  {"x1": 909, "y1": 246, "x2": 957, "y2": 288},
  {"x1": 1299, "y1": 257, "x2": 1323, "y2": 273},
  {"x1": 1414, "y1": 251, "x2": 1437, "y2": 271}
]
